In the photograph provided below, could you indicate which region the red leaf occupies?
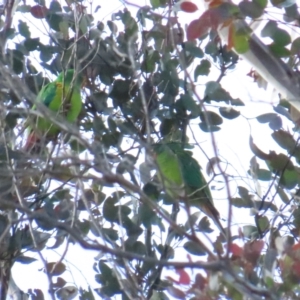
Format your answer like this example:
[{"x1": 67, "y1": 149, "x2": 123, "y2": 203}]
[
  {"x1": 192, "y1": 273, "x2": 207, "y2": 290},
  {"x1": 244, "y1": 240, "x2": 264, "y2": 265},
  {"x1": 186, "y1": 8, "x2": 227, "y2": 41},
  {"x1": 229, "y1": 243, "x2": 244, "y2": 257},
  {"x1": 187, "y1": 14, "x2": 210, "y2": 40},
  {"x1": 176, "y1": 268, "x2": 190, "y2": 285},
  {"x1": 292, "y1": 261, "x2": 300, "y2": 277},
  {"x1": 45, "y1": 262, "x2": 66, "y2": 276},
  {"x1": 208, "y1": 0, "x2": 226, "y2": 8},
  {"x1": 291, "y1": 241, "x2": 300, "y2": 259},
  {"x1": 30, "y1": 5, "x2": 48, "y2": 19},
  {"x1": 180, "y1": 1, "x2": 198, "y2": 12},
  {"x1": 292, "y1": 242, "x2": 300, "y2": 251}
]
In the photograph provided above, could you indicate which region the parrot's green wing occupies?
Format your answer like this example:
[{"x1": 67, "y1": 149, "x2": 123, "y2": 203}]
[
  {"x1": 38, "y1": 81, "x2": 57, "y2": 107},
  {"x1": 175, "y1": 149, "x2": 212, "y2": 202},
  {"x1": 176, "y1": 149, "x2": 224, "y2": 231},
  {"x1": 154, "y1": 142, "x2": 225, "y2": 234},
  {"x1": 25, "y1": 69, "x2": 83, "y2": 152}
]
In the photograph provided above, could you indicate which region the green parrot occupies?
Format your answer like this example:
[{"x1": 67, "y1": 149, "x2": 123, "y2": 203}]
[
  {"x1": 24, "y1": 69, "x2": 83, "y2": 152},
  {"x1": 153, "y1": 142, "x2": 225, "y2": 235}
]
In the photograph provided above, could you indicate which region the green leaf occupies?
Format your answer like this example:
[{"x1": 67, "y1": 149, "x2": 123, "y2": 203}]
[
  {"x1": 183, "y1": 241, "x2": 206, "y2": 256},
  {"x1": 15, "y1": 256, "x2": 37, "y2": 264},
  {"x1": 147, "y1": 30, "x2": 166, "y2": 41},
  {"x1": 205, "y1": 81, "x2": 221, "y2": 96},
  {"x1": 184, "y1": 42, "x2": 204, "y2": 58},
  {"x1": 139, "y1": 204, "x2": 157, "y2": 228},
  {"x1": 160, "y1": 118, "x2": 176, "y2": 136},
  {"x1": 254, "y1": 0, "x2": 268, "y2": 9},
  {"x1": 46, "y1": 262, "x2": 66, "y2": 276},
  {"x1": 261, "y1": 21, "x2": 277, "y2": 38},
  {"x1": 194, "y1": 59, "x2": 211, "y2": 79},
  {"x1": 231, "y1": 197, "x2": 253, "y2": 208},
  {"x1": 102, "y1": 132, "x2": 122, "y2": 149},
  {"x1": 272, "y1": 28, "x2": 291, "y2": 46},
  {"x1": 256, "y1": 169, "x2": 272, "y2": 181},
  {"x1": 256, "y1": 113, "x2": 278, "y2": 123},
  {"x1": 6, "y1": 49, "x2": 24, "y2": 74},
  {"x1": 269, "y1": 115, "x2": 282, "y2": 130},
  {"x1": 268, "y1": 152, "x2": 293, "y2": 171},
  {"x1": 238, "y1": 186, "x2": 253, "y2": 203},
  {"x1": 185, "y1": 212, "x2": 201, "y2": 231},
  {"x1": 99, "y1": 262, "x2": 113, "y2": 278},
  {"x1": 271, "y1": 130, "x2": 296, "y2": 151},
  {"x1": 59, "y1": 21, "x2": 69, "y2": 37},
  {"x1": 178, "y1": 94, "x2": 199, "y2": 117},
  {"x1": 131, "y1": 241, "x2": 147, "y2": 255},
  {"x1": 116, "y1": 154, "x2": 135, "y2": 174},
  {"x1": 243, "y1": 225, "x2": 258, "y2": 238},
  {"x1": 257, "y1": 216, "x2": 269, "y2": 232},
  {"x1": 17, "y1": 5, "x2": 32, "y2": 12},
  {"x1": 39, "y1": 44, "x2": 53, "y2": 62},
  {"x1": 204, "y1": 81, "x2": 233, "y2": 102},
  {"x1": 277, "y1": 186, "x2": 290, "y2": 204},
  {"x1": 291, "y1": 37, "x2": 300, "y2": 55},
  {"x1": 239, "y1": 1, "x2": 264, "y2": 18},
  {"x1": 271, "y1": 0, "x2": 296, "y2": 7},
  {"x1": 150, "y1": 0, "x2": 167, "y2": 8},
  {"x1": 102, "y1": 228, "x2": 119, "y2": 241},
  {"x1": 205, "y1": 41, "x2": 219, "y2": 57},
  {"x1": 269, "y1": 43, "x2": 290, "y2": 57},
  {"x1": 199, "y1": 123, "x2": 221, "y2": 132},
  {"x1": 280, "y1": 168, "x2": 298, "y2": 189},
  {"x1": 102, "y1": 197, "x2": 118, "y2": 222},
  {"x1": 198, "y1": 216, "x2": 214, "y2": 233},
  {"x1": 46, "y1": 13, "x2": 63, "y2": 31},
  {"x1": 18, "y1": 20, "x2": 31, "y2": 38},
  {"x1": 150, "y1": 0, "x2": 160, "y2": 8},
  {"x1": 79, "y1": 15, "x2": 93, "y2": 34},
  {"x1": 122, "y1": 10, "x2": 138, "y2": 37},
  {"x1": 49, "y1": 0, "x2": 62, "y2": 12},
  {"x1": 141, "y1": 50, "x2": 160, "y2": 73},
  {"x1": 273, "y1": 105, "x2": 290, "y2": 119},
  {"x1": 200, "y1": 111, "x2": 223, "y2": 126},
  {"x1": 253, "y1": 200, "x2": 277, "y2": 212},
  {"x1": 24, "y1": 38, "x2": 40, "y2": 51},
  {"x1": 159, "y1": 193, "x2": 175, "y2": 205},
  {"x1": 110, "y1": 79, "x2": 133, "y2": 106},
  {"x1": 219, "y1": 107, "x2": 240, "y2": 119},
  {"x1": 284, "y1": 4, "x2": 299, "y2": 22}
]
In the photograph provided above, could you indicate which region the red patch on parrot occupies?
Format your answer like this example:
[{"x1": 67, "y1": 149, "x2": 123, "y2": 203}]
[{"x1": 24, "y1": 132, "x2": 40, "y2": 152}]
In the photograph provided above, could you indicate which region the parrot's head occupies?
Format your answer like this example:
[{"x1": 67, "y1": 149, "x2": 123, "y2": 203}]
[{"x1": 58, "y1": 69, "x2": 84, "y2": 87}]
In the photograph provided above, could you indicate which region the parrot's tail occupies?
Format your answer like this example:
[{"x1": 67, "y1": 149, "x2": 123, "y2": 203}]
[
  {"x1": 196, "y1": 201, "x2": 226, "y2": 237},
  {"x1": 207, "y1": 204, "x2": 226, "y2": 237}
]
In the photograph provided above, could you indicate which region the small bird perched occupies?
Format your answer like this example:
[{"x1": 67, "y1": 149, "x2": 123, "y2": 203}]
[
  {"x1": 24, "y1": 69, "x2": 83, "y2": 152},
  {"x1": 153, "y1": 142, "x2": 225, "y2": 235}
]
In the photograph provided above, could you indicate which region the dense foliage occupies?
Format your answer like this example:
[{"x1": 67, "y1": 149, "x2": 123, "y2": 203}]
[{"x1": 1, "y1": 0, "x2": 300, "y2": 299}]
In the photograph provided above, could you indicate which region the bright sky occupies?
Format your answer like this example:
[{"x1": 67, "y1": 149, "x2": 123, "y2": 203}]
[{"x1": 8, "y1": 0, "x2": 299, "y2": 298}]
